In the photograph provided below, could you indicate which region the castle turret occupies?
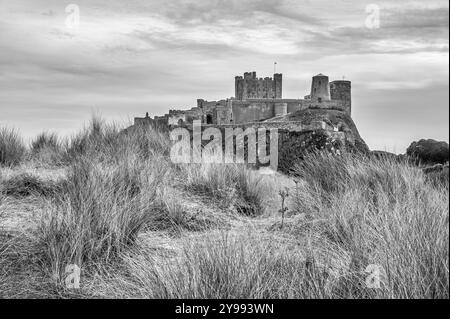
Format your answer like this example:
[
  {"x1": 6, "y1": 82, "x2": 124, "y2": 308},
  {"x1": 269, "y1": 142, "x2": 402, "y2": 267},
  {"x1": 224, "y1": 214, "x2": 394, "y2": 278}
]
[
  {"x1": 330, "y1": 80, "x2": 351, "y2": 115},
  {"x1": 234, "y1": 77, "x2": 244, "y2": 100},
  {"x1": 274, "y1": 73, "x2": 282, "y2": 99},
  {"x1": 310, "y1": 73, "x2": 331, "y2": 102}
]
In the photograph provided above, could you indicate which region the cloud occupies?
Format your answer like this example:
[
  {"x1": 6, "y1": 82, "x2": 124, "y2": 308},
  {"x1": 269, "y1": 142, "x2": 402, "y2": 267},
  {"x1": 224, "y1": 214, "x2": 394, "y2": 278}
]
[
  {"x1": 0, "y1": 0, "x2": 448, "y2": 152},
  {"x1": 119, "y1": 2, "x2": 449, "y2": 58}
]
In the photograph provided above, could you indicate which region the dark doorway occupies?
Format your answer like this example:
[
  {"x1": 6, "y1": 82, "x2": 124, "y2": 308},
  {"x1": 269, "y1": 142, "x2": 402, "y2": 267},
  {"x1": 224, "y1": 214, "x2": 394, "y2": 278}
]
[{"x1": 206, "y1": 114, "x2": 213, "y2": 124}]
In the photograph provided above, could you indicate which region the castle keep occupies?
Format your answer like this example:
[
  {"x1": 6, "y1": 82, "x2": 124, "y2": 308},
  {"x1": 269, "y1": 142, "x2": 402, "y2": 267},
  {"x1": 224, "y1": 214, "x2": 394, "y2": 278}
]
[
  {"x1": 134, "y1": 72, "x2": 352, "y2": 127},
  {"x1": 235, "y1": 72, "x2": 282, "y2": 100}
]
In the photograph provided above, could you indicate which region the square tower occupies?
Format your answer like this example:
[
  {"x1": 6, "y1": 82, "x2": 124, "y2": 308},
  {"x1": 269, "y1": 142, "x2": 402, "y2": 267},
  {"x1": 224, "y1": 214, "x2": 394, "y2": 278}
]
[{"x1": 235, "y1": 72, "x2": 282, "y2": 100}]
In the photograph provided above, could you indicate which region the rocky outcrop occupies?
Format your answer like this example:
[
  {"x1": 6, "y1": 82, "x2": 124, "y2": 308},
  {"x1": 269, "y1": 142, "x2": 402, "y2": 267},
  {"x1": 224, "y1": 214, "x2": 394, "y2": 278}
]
[
  {"x1": 277, "y1": 130, "x2": 344, "y2": 173},
  {"x1": 268, "y1": 108, "x2": 368, "y2": 151},
  {"x1": 406, "y1": 139, "x2": 449, "y2": 165},
  {"x1": 266, "y1": 109, "x2": 369, "y2": 173}
]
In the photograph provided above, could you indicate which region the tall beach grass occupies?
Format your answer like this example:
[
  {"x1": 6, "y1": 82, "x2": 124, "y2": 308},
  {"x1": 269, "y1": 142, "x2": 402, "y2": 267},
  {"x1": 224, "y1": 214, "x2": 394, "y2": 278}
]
[
  {"x1": 290, "y1": 152, "x2": 449, "y2": 298},
  {"x1": 0, "y1": 118, "x2": 448, "y2": 299},
  {"x1": 0, "y1": 127, "x2": 26, "y2": 167}
]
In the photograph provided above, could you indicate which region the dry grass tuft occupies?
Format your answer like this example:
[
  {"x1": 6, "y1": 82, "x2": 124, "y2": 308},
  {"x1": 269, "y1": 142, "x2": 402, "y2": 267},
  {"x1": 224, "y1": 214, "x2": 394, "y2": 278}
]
[
  {"x1": 29, "y1": 132, "x2": 65, "y2": 167},
  {"x1": 0, "y1": 173, "x2": 63, "y2": 198},
  {"x1": 34, "y1": 155, "x2": 168, "y2": 283},
  {"x1": 0, "y1": 127, "x2": 26, "y2": 167},
  {"x1": 291, "y1": 152, "x2": 449, "y2": 298},
  {"x1": 180, "y1": 162, "x2": 267, "y2": 216}
]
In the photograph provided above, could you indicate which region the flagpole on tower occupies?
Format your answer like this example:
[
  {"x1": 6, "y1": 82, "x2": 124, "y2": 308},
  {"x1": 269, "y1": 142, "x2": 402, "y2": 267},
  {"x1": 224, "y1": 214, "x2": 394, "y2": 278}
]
[{"x1": 274, "y1": 62, "x2": 277, "y2": 74}]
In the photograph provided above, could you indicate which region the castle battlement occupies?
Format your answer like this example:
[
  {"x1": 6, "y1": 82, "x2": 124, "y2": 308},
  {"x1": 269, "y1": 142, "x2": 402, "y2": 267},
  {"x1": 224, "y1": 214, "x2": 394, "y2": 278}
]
[{"x1": 235, "y1": 72, "x2": 282, "y2": 100}]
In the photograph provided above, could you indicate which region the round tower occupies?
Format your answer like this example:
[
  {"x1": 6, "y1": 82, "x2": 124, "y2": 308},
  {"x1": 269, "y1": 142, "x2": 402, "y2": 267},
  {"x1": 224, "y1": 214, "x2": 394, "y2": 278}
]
[
  {"x1": 330, "y1": 80, "x2": 351, "y2": 115},
  {"x1": 310, "y1": 73, "x2": 331, "y2": 101}
]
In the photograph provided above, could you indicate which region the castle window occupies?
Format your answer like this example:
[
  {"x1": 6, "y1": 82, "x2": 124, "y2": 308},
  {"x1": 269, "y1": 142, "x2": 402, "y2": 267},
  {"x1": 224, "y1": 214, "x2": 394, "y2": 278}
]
[
  {"x1": 206, "y1": 114, "x2": 213, "y2": 124},
  {"x1": 318, "y1": 97, "x2": 322, "y2": 103},
  {"x1": 177, "y1": 119, "x2": 184, "y2": 126}
]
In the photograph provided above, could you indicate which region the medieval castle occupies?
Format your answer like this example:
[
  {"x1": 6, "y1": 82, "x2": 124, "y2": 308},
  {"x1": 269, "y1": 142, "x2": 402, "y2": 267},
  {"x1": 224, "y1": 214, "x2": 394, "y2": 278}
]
[{"x1": 134, "y1": 72, "x2": 352, "y2": 127}]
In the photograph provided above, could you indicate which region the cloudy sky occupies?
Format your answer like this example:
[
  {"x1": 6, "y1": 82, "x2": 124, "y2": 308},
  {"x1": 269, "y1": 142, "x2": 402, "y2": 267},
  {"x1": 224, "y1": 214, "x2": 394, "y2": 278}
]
[{"x1": 0, "y1": 0, "x2": 448, "y2": 152}]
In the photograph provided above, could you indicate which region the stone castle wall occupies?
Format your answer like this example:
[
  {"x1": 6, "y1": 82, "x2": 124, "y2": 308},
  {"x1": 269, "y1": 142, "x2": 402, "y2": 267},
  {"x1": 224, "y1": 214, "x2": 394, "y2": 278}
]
[
  {"x1": 229, "y1": 98, "x2": 348, "y2": 123},
  {"x1": 134, "y1": 72, "x2": 352, "y2": 127},
  {"x1": 195, "y1": 120, "x2": 330, "y2": 132},
  {"x1": 135, "y1": 98, "x2": 350, "y2": 127}
]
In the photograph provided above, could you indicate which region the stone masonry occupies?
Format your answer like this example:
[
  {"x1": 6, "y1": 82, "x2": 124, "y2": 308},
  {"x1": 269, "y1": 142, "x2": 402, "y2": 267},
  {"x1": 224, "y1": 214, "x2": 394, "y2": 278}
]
[{"x1": 135, "y1": 72, "x2": 352, "y2": 127}]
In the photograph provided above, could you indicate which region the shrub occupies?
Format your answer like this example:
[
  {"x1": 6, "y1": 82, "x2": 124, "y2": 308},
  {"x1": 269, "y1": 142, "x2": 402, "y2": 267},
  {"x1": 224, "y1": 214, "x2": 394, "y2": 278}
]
[
  {"x1": 0, "y1": 127, "x2": 26, "y2": 167},
  {"x1": 406, "y1": 139, "x2": 449, "y2": 165}
]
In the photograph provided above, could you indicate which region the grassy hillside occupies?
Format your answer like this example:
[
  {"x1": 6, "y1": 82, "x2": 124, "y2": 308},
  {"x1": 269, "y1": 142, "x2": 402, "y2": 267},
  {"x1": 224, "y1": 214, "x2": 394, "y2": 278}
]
[{"x1": 0, "y1": 119, "x2": 448, "y2": 299}]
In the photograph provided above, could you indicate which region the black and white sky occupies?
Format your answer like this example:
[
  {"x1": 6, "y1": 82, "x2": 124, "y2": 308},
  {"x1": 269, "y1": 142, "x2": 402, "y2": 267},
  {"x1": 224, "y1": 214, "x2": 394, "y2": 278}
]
[{"x1": 0, "y1": 0, "x2": 448, "y2": 152}]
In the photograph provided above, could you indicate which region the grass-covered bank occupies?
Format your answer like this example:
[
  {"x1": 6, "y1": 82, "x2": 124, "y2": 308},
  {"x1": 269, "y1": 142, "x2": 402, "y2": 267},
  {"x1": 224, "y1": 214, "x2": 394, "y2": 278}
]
[{"x1": 0, "y1": 118, "x2": 448, "y2": 298}]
